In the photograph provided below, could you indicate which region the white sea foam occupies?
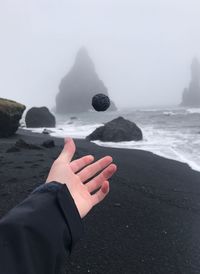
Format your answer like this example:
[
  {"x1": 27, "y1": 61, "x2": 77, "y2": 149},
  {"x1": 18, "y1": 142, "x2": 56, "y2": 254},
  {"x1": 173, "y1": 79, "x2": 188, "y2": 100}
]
[
  {"x1": 92, "y1": 126, "x2": 200, "y2": 172},
  {"x1": 22, "y1": 106, "x2": 200, "y2": 173},
  {"x1": 163, "y1": 111, "x2": 178, "y2": 116},
  {"x1": 187, "y1": 108, "x2": 200, "y2": 114},
  {"x1": 24, "y1": 122, "x2": 103, "y2": 139}
]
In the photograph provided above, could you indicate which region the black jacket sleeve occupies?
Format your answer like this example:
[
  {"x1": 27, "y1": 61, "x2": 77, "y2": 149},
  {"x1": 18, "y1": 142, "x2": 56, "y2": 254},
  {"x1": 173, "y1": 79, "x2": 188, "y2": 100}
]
[{"x1": 0, "y1": 181, "x2": 84, "y2": 274}]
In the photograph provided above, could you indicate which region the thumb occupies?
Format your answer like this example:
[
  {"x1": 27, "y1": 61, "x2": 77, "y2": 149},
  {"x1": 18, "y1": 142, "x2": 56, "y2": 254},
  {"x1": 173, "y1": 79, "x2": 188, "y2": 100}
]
[{"x1": 56, "y1": 137, "x2": 76, "y2": 163}]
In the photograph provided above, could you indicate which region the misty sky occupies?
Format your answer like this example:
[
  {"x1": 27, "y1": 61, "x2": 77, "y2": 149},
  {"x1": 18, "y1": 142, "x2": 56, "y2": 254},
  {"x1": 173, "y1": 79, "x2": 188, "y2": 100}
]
[{"x1": 0, "y1": 0, "x2": 200, "y2": 110}]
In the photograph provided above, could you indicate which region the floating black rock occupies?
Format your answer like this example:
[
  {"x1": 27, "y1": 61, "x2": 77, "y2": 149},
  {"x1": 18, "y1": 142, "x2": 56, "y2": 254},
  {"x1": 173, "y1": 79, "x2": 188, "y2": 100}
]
[{"x1": 92, "y1": 93, "x2": 110, "y2": 111}]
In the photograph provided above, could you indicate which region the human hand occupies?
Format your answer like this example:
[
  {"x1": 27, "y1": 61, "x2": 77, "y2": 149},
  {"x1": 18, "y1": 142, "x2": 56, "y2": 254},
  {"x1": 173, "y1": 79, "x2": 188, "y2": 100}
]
[{"x1": 46, "y1": 137, "x2": 117, "y2": 218}]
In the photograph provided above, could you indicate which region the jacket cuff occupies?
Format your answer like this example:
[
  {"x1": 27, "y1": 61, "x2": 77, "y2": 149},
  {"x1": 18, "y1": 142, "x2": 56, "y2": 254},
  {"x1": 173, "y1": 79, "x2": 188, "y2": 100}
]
[
  {"x1": 32, "y1": 181, "x2": 84, "y2": 252},
  {"x1": 56, "y1": 182, "x2": 84, "y2": 251}
]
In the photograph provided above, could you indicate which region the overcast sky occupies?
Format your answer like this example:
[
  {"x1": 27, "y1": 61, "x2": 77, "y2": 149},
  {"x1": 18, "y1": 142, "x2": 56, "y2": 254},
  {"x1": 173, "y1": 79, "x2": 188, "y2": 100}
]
[{"x1": 0, "y1": 0, "x2": 200, "y2": 110}]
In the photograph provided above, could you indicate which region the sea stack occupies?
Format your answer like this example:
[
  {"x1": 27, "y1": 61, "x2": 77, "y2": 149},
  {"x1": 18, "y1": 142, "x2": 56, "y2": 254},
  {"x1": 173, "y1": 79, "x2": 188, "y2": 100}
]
[
  {"x1": 55, "y1": 47, "x2": 117, "y2": 113},
  {"x1": 181, "y1": 58, "x2": 200, "y2": 107}
]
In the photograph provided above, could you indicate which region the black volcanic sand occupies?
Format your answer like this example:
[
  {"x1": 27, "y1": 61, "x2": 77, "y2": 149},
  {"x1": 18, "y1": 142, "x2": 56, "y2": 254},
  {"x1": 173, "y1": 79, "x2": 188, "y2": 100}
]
[{"x1": 1, "y1": 129, "x2": 200, "y2": 274}]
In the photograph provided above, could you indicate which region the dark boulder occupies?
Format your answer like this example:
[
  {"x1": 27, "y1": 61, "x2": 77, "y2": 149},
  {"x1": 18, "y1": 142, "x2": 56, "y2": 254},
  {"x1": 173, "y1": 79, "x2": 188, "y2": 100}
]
[
  {"x1": 15, "y1": 139, "x2": 42, "y2": 150},
  {"x1": 42, "y1": 140, "x2": 55, "y2": 148},
  {"x1": 6, "y1": 138, "x2": 42, "y2": 152},
  {"x1": 86, "y1": 116, "x2": 143, "y2": 142},
  {"x1": 25, "y1": 107, "x2": 56, "y2": 128},
  {"x1": 56, "y1": 47, "x2": 117, "y2": 113},
  {"x1": 0, "y1": 98, "x2": 26, "y2": 137},
  {"x1": 181, "y1": 58, "x2": 200, "y2": 107},
  {"x1": 6, "y1": 146, "x2": 20, "y2": 153},
  {"x1": 42, "y1": 129, "x2": 50, "y2": 135},
  {"x1": 42, "y1": 128, "x2": 54, "y2": 135}
]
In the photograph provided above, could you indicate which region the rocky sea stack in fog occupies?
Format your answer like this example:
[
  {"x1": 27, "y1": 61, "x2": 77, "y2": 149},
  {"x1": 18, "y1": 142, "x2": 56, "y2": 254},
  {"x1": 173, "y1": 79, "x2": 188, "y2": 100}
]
[
  {"x1": 0, "y1": 98, "x2": 26, "y2": 137},
  {"x1": 86, "y1": 116, "x2": 143, "y2": 142},
  {"x1": 25, "y1": 107, "x2": 56, "y2": 128},
  {"x1": 181, "y1": 58, "x2": 200, "y2": 107},
  {"x1": 56, "y1": 47, "x2": 117, "y2": 113}
]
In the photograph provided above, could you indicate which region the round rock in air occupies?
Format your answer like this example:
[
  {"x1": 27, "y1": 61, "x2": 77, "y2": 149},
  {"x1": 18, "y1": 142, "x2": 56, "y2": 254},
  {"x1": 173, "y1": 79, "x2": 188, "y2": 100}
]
[{"x1": 92, "y1": 93, "x2": 110, "y2": 111}]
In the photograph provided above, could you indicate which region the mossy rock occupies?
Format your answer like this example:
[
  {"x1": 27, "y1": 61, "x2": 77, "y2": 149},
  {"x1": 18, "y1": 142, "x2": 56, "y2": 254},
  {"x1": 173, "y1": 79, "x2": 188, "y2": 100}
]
[{"x1": 0, "y1": 98, "x2": 26, "y2": 137}]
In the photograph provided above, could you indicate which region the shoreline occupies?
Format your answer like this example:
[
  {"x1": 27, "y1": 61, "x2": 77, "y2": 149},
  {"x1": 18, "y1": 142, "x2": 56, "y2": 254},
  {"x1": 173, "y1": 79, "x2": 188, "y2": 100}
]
[
  {"x1": 20, "y1": 127, "x2": 200, "y2": 173},
  {"x1": 1, "y1": 128, "x2": 200, "y2": 273}
]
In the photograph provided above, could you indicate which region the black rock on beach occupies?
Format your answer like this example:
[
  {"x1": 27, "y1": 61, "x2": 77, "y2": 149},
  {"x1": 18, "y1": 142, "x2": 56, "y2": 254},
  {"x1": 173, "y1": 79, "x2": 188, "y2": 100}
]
[
  {"x1": 0, "y1": 98, "x2": 26, "y2": 137},
  {"x1": 86, "y1": 116, "x2": 143, "y2": 142},
  {"x1": 25, "y1": 107, "x2": 56, "y2": 128}
]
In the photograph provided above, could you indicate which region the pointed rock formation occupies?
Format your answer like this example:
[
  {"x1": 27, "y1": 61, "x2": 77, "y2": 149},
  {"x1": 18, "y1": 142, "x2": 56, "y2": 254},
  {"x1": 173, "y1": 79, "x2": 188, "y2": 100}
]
[
  {"x1": 56, "y1": 47, "x2": 117, "y2": 113},
  {"x1": 181, "y1": 58, "x2": 200, "y2": 107}
]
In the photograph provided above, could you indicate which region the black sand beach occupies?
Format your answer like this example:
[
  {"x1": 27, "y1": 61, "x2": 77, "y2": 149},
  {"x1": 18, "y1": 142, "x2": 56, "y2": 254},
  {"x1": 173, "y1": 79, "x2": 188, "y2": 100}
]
[{"x1": 1, "y1": 129, "x2": 200, "y2": 274}]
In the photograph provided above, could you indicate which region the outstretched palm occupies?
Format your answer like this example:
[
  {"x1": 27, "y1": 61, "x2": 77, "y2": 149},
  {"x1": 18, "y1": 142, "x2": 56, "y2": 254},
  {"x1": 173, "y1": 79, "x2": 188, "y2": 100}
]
[{"x1": 46, "y1": 137, "x2": 117, "y2": 218}]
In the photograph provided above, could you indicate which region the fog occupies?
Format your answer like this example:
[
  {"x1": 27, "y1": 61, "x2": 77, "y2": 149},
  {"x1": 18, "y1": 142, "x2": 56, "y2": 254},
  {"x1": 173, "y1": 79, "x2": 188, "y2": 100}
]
[{"x1": 0, "y1": 0, "x2": 200, "y2": 110}]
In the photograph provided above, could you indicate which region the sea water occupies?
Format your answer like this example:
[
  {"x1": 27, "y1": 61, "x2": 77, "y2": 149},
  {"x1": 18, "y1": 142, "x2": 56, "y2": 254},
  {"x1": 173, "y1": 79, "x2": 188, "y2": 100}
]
[{"x1": 22, "y1": 106, "x2": 200, "y2": 172}]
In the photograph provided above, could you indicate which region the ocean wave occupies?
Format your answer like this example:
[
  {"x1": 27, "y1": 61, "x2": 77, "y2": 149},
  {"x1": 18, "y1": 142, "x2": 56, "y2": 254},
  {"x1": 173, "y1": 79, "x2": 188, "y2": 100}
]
[
  {"x1": 92, "y1": 127, "x2": 200, "y2": 172},
  {"x1": 21, "y1": 109, "x2": 200, "y2": 173},
  {"x1": 186, "y1": 108, "x2": 200, "y2": 114}
]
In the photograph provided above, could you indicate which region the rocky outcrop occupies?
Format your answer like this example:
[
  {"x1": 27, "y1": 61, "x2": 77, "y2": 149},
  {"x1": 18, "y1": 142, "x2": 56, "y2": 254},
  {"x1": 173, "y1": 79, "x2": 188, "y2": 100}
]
[
  {"x1": 42, "y1": 140, "x2": 55, "y2": 148},
  {"x1": 181, "y1": 58, "x2": 200, "y2": 107},
  {"x1": 0, "y1": 98, "x2": 26, "y2": 137},
  {"x1": 56, "y1": 47, "x2": 117, "y2": 113},
  {"x1": 25, "y1": 107, "x2": 56, "y2": 128},
  {"x1": 6, "y1": 139, "x2": 42, "y2": 152},
  {"x1": 86, "y1": 116, "x2": 143, "y2": 142}
]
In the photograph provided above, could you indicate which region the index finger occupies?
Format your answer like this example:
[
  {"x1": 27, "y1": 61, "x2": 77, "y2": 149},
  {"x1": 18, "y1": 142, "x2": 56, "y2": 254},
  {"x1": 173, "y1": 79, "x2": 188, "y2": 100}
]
[{"x1": 76, "y1": 156, "x2": 113, "y2": 183}]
